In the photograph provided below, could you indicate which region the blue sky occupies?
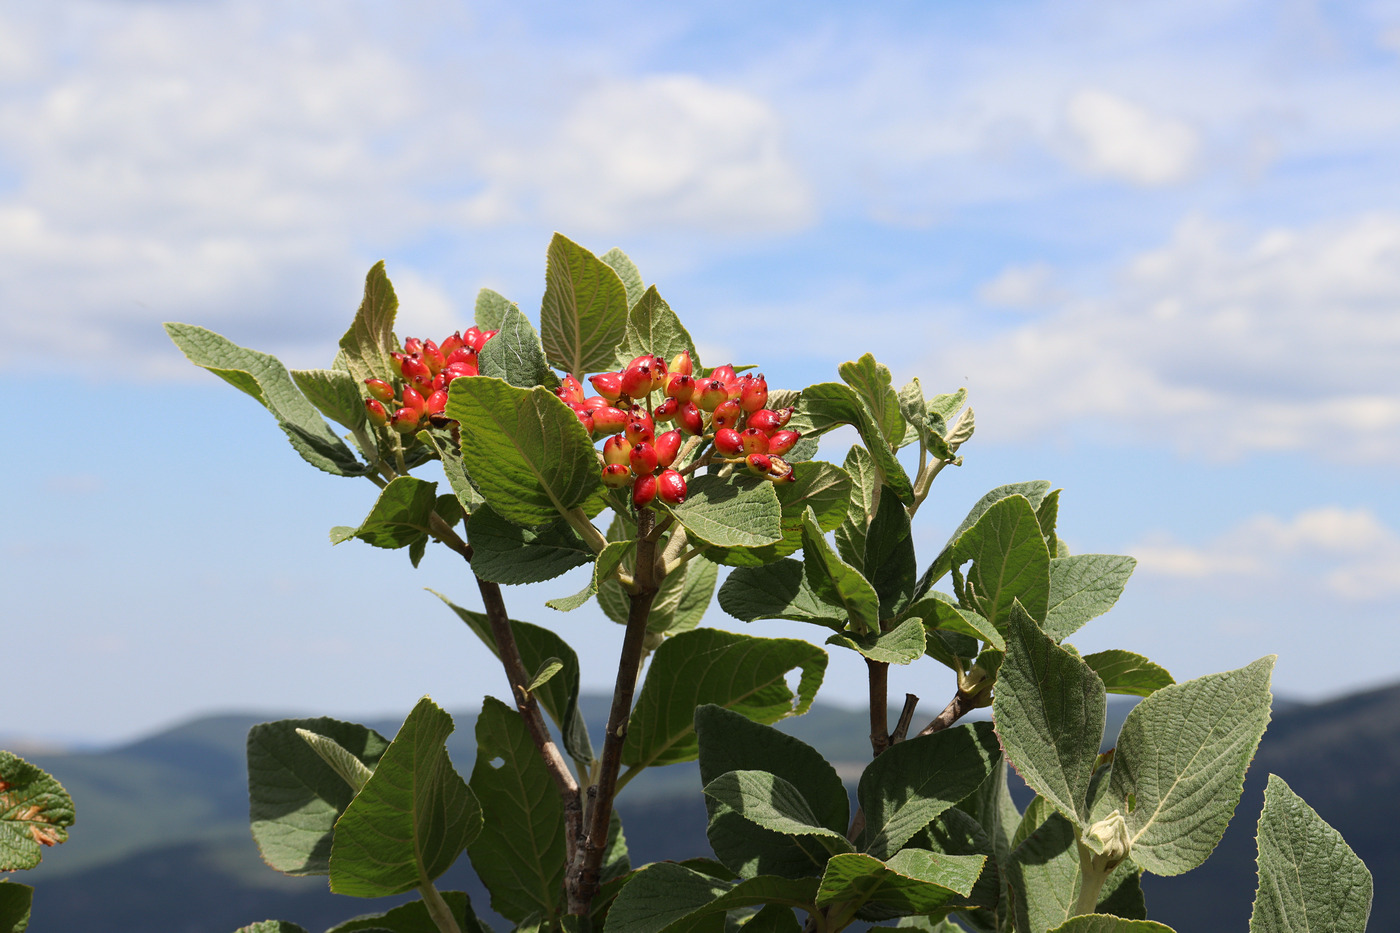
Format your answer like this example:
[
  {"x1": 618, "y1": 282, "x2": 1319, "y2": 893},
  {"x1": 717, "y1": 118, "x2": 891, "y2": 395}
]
[{"x1": 3, "y1": 0, "x2": 1399, "y2": 745}]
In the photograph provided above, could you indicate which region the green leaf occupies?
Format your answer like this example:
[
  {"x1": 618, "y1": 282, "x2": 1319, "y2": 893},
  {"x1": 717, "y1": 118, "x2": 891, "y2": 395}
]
[
  {"x1": 826, "y1": 617, "x2": 926, "y2": 665},
  {"x1": 330, "y1": 698, "x2": 481, "y2": 897},
  {"x1": 296, "y1": 729, "x2": 374, "y2": 793},
  {"x1": 703, "y1": 772, "x2": 853, "y2": 854},
  {"x1": 616, "y1": 286, "x2": 700, "y2": 372},
  {"x1": 1107, "y1": 656, "x2": 1275, "y2": 876},
  {"x1": 834, "y1": 446, "x2": 879, "y2": 571},
  {"x1": 467, "y1": 505, "x2": 593, "y2": 585},
  {"x1": 605, "y1": 862, "x2": 820, "y2": 933},
  {"x1": 907, "y1": 593, "x2": 1002, "y2": 650},
  {"x1": 1250, "y1": 774, "x2": 1373, "y2": 933},
  {"x1": 434, "y1": 593, "x2": 593, "y2": 768},
  {"x1": 568, "y1": 538, "x2": 637, "y2": 618},
  {"x1": 0, "y1": 752, "x2": 74, "y2": 871},
  {"x1": 1042, "y1": 555, "x2": 1137, "y2": 642},
  {"x1": 246, "y1": 717, "x2": 390, "y2": 875},
  {"x1": 418, "y1": 428, "x2": 485, "y2": 514},
  {"x1": 1046, "y1": 918, "x2": 1174, "y2": 933},
  {"x1": 540, "y1": 233, "x2": 630, "y2": 377},
  {"x1": 703, "y1": 461, "x2": 851, "y2": 567},
  {"x1": 993, "y1": 605, "x2": 1105, "y2": 827},
  {"x1": 623, "y1": 628, "x2": 827, "y2": 771},
  {"x1": 233, "y1": 923, "x2": 311, "y2": 933},
  {"x1": 914, "y1": 808, "x2": 1003, "y2": 914},
  {"x1": 0, "y1": 882, "x2": 31, "y2": 933},
  {"x1": 600, "y1": 247, "x2": 645, "y2": 309},
  {"x1": 1006, "y1": 812, "x2": 1146, "y2": 933},
  {"x1": 897, "y1": 377, "x2": 928, "y2": 449},
  {"x1": 331, "y1": 477, "x2": 438, "y2": 550},
  {"x1": 838, "y1": 354, "x2": 907, "y2": 452},
  {"x1": 646, "y1": 553, "x2": 719, "y2": 637},
  {"x1": 165, "y1": 322, "x2": 365, "y2": 476},
  {"x1": 789, "y1": 383, "x2": 914, "y2": 505},
  {"x1": 1082, "y1": 651, "x2": 1174, "y2": 698},
  {"x1": 479, "y1": 304, "x2": 554, "y2": 389},
  {"x1": 697, "y1": 705, "x2": 849, "y2": 880},
  {"x1": 918, "y1": 481, "x2": 1052, "y2": 591},
  {"x1": 446, "y1": 377, "x2": 603, "y2": 525},
  {"x1": 526, "y1": 658, "x2": 565, "y2": 694},
  {"x1": 659, "y1": 473, "x2": 783, "y2": 549},
  {"x1": 718, "y1": 559, "x2": 848, "y2": 631},
  {"x1": 816, "y1": 850, "x2": 985, "y2": 920},
  {"x1": 1037, "y1": 489, "x2": 1062, "y2": 557},
  {"x1": 337, "y1": 261, "x2": 400, "y2": 388},
  {"x1": 951, "y1": 495, "x2": 1051, "y2": 634},
  {"x1": 802, "y1": 508, "x2": 881, "y2": 635},
  {"x1": 466, "y1": 698, "x2": 566, "y2": 922},
  {"x1": 922, "y1": 628, "x2": 980, "y2": 675},
  {"x1": 291, "y1": 367, "x2": 367, "y2": 432},
  {"x1": 959, "y1": 760, "x2": 1023, "y2": 873},
  {"x1": 475, "y1": 287, "x2": 518, "y2": 331},
  {"x1": 863, "y1": 487, "x2": 918, "y2": 620},
  {"x1": 857, "y1": 722, "x2": 1002, "y2": 859},
  {"x1": 326, "y1": 891, "x2": 491, "y2": 933}
]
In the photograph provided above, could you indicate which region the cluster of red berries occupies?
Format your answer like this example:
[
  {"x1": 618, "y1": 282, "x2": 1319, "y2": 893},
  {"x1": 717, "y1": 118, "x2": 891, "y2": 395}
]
[
  {"x1": 363, "y1": 327, "x2": 499, "y2": 434},
  {"x1": 554, "y1": 350, "x2": 801, "y2": 510}
]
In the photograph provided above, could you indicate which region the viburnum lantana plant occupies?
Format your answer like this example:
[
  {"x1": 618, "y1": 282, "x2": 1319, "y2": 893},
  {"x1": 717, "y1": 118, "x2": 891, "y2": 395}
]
[{"x1": 87, "y1": 232, "x2": 1371, "y2": 933}]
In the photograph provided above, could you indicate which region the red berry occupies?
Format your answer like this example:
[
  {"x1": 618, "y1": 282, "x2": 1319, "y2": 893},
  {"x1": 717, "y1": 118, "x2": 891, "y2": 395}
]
[
  {"x1": 746, "y1": 408, "x2": 781, "y2": 434},
  {"x1": 440, "y1": 331, "x2": 464, "y2": 357},
  {"x1": 766, "y1": 456, "x2": 796, "y2": 483},
  {"x1": 592, "y1": 406, "x2": 630, "y2": 433},
  {"x1": 365, "y1": 398, "x2": 389, "y2": 427},
  {"x1": 619, "y1": 360, "x2": 655, "y2": 398},
  {"x1": 712, "y1": 399, "x2": 742, "y2": 430},
  {"x1": 632, "y1": 473, "x2": 657, "y2": 508},
  {"x1": 714, "y1": 428, "x2": 743, "y2": 456},
  {"x1": 653, "y1": 397, "x2": 680, "y2": 423},
  {"x1": 446, "y1": 347, "x2": 478, "y2": 366},
  {"x1": 364, "y1": 378, "x2": 395, "y2": 403},
  {"x1": 695, "y1": 379, "x2": 728, "y2": 411},
  {"x1": 655, "y1": 429, "x2": 682, "y2": 467},
  {"x1": 556, "y1": 374, "x2": 585, "y2": 405},
  {"x1": 629, "y1": 442, "x2": 659, "y2": 476},
  {"x1": 767, "y1": 430, "x2": 800, "y2": 456},
  {"x1": 401, "y1": 386, "x2": 426, "y2": 415},
  {"x1": 421, "y1": 340, "x2": 445, "y2": 375},
  {"x1": 462, "y1": 326, "x2": 483, "y2": 351},
  {"x1": 602, "y1": 434, "x2": 632, "y2": 467},
  {"x1": 745, "y1": 453, "x2": 772, "y2": 475},
  {"x1": 403, "y1": 337, "x2": 423, "y2": 356},
  {"x1": 442, "y1": 361, "x2": 478, "y2": 382},
  {"x1": 627, "y1": 408, "x2": 655, "y2": 439},
  {"x1": 710, "y1": 364, "x2": 737, "y2": 385},
  {"x1": 658, "y1": 469, "x2": 687, "y2": 504},
  {"x1": 426, "y1": 390, "x2": 449, "y2": 415},
  {"x1": 391, "y1": 407, "x2": 421, "y2": 434},
  {"x1": 740, "y1": 374, "x2": 768, "y2": 412},
  {"x1": 589, "y1": 372, "x2": 624, "y2": 402},
  {"x1": 677, "y1": 402, "x2": 705, "y2": 436},
  {"x1": 665, "y1": 372, "x2": 696, "y2": 402},
  {"x1": 670, "y1": 351, "x2": 693, "y2": 377},
  {"x1": 601, "y1": 463, "x2": 632, "y2": 488},
  {"x1": 740, "y1": 427, "x2": 770, "y2": 455},
  {"x1": 400, "y1": 355, "x2": 431, "y2": 383},
  {"x1": 582, "y1": 395, "x2": 609, "y2": 411},
  {"x1": 570, "y1": 405, "x2": 595, "y2": 434}
]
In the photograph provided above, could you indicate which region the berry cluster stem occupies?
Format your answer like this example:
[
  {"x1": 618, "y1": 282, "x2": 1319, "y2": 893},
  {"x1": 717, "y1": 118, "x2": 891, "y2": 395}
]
[{"x1": 568, "y1": 509, "x2": 659, "y2": 914}]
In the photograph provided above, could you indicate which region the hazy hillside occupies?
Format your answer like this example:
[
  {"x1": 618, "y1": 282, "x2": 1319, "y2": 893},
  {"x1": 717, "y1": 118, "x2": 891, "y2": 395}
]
[{"x1": 13, "y1": 687, "x2": 1392, "y2": 932}]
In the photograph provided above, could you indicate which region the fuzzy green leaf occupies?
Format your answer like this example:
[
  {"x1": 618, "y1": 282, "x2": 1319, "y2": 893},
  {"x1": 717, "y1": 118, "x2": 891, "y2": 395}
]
[
  {"x1": 704, "y1": 461, "x2": 851, "y2": 567},
  {"x1": 697, "y1": 705, "x2": 849, "y2": 880},
  {"x1": 1046, "y1": 918, "x2": 1174, "y2": 933},
  {"x1": 291, "y1": 367, "x2": 367, "y2": 432},
  {"x1": 863, "y1": 487, "x2": 917, "y2": 620},
  {"x1": 826, "y1": 617, "x2": 927, "y2": 665},
  {"x1": 467, "y1": 505, "x2": 592, "y2": 585},
  {"x1": 1082, "y1": 651, "x2": 1174, "y2": 698},
  {"x1": 802, "y1": 508, "x2": 881, "y2": 634},
  {"x1": 834, "y1": 445, "x2": 879, "y2": 571},
  {"x1": 789, "y1": 383, "x2": 914, "y2": 505},
  {"x1": 478, "y1": 304, "x2": 554, "y2": 389},
  {"x1": 540, "y1": 233, "x2": 630, "y2": 377},
  {"x1": 1037, "y1": 489, "x2": 1062, "y2": 556},
  {"x1": 616, "y1": 286, "x2": 700, "y2": 372},
  {"x1": 446, "y1": 377, "x2": 602, "y2": 526},
  {"x1": 330, "y1": 698, "x2": 480, "y2": 897},
  {"x1": 993, "y1": 606, "x2": 1105, "y2": 827},
  {"x1": 1006, "y1": 812, "x2": 1145, "y2": 933},
  {"x1": 815, "y1": 850, "x2": 985, "y2": 920},
  {"x1": 718, "y1": 559, "x2": 849, "y2": 630},
  {"x1": 1250, "y1": 774, "x2": 1373, "y2": 933},
  {"x1": 1042, "y1": 555, "x2": 1137, "y2": 642},
  {"x1": 907, "y1": 593, "x2": 1003, "y2": 649},
  {"x1": 623, "y1": 629, "x2": 827, "y2": 771},
  {"x1": 703, "y1": 772, "x2": 853, "y2": 854},
  {"x1": 661, "y1": 473, "x2": 783, "y2": 549},
  {"x1": 918, "y1": 481, "x2": 1053, "y2": 590},
  {"x1": 0, "y1": 882, "x2": 31, "y2": 933},
  {"x1": 246, "y1": 717, "x2": 390, "y2": 876},
  {"x1": 0, "y1": 753, "x2": 73, "y2": 871},
  {"x1": 325, "y1": 891, "x2": 490, "y2": 933},
  {"x1": 331, "y1": 477, "x2": 438, "y2": 551},
  {"x1": 475, "y1": 288, "x2": 517, "y2": 331},
  {"x1": 605, "y1": 862, "x2": 820, "y2": 933},
  {"x1": 336, "y1": 261, "x2": 400, "y2": 389},
  {"x1": 465, "y1": 698, "x2": 566, "y2": 922},
  {"x1": 1107, "y1": 656, "x2": 1275, "y2": 876},
  {"x1": 838, "y1": 354, "x2": 906, "y2": 452},
  {"x1": 434, "y1": 593, "x2": 593, "y2": 768},
  {"x1": 857, "y1": 722, "x2": 1002, "y2": 859},
  {"x1": 952, "y1": 495, "x2": 1051, "y2": 634},
  {"x1": 600, "y1": 247, "x2": 645, "y2": 308}
]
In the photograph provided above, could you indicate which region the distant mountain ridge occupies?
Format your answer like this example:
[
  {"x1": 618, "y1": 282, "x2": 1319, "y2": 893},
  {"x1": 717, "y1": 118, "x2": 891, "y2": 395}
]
[{"x1": 14, "y1": 687, "x2": 1394, "y2": 932}]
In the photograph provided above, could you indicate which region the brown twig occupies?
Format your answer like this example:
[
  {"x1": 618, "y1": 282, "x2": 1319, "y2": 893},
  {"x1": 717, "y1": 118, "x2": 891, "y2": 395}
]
[
  {"x1": 889, "y1": 693, "x2": 920, "y2": 744},
  {"x1": 867, "y1": 658, "x2": 890, "y2": 757},
  {"x1": 917, "y1": 688, "x2": 979, "y2": 737}
]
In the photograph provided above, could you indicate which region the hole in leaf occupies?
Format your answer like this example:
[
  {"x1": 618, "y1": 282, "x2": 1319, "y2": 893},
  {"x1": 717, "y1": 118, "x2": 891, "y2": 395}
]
[{"x1": 488, "y1": 756, "x2": 505, "y2": 769}]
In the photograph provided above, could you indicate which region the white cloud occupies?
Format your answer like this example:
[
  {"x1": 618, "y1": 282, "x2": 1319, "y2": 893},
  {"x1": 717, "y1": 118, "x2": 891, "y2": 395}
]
[
  {"x1": 925, "y1": 212, "x2": 1400, "y2": 463},
  {"x1": 1065, "y1": 88, "x2": 1199, "y2": 185},
  {"x1": 979, "y1": 261, "x2": 1059, "y2": 309},
  {"x1": 475, "y1": 75, "x2": 813, "y2": 235},
  {"x1": 1133, "y1": 507, "x2": 1400, "y2": 601}
]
